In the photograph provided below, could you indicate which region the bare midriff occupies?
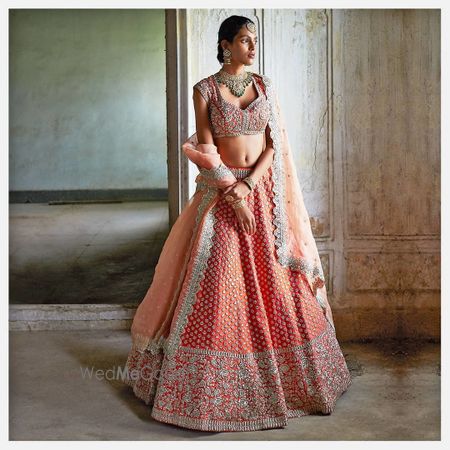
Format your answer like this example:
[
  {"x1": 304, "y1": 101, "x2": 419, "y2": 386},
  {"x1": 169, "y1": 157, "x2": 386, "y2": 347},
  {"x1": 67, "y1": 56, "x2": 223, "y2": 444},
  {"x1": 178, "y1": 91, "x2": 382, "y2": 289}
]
[{"x1": 215, "y1": 133, "x2": 266, "y2": 168}]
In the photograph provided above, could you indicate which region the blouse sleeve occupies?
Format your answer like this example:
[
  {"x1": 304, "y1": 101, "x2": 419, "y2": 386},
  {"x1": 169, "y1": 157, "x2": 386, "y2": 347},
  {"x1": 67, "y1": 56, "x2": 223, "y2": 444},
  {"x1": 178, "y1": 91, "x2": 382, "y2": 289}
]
[{"x1": 193, "y1": 80, "x2": 210, "y2": 105}]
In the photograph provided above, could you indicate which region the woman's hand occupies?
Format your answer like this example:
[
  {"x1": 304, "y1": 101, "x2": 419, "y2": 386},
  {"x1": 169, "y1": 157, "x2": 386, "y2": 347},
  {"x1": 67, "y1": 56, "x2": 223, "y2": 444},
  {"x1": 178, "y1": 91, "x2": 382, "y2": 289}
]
[
  {"x1": 221, "y1": 181, "x2": 251, "y2": 202},
  {"x1": 219, "y1": 181, "x2": 255, "y2": 234},
  {"x1": 233, "y1": 203, "x2": 256, "y2": 235}
]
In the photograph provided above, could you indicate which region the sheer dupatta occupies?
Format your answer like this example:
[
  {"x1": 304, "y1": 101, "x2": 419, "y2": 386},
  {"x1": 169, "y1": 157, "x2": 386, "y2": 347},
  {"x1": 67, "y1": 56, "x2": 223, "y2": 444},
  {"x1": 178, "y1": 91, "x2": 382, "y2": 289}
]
[
  {"x1": 129, "y1": 73, "x2": 335, "y2": 356},
  {"x1": 129, "y1": 136, "x2": 238, "y2": 354},
  {"x1": 261, "y1": 75, "x2": 335, "y2": 330}
]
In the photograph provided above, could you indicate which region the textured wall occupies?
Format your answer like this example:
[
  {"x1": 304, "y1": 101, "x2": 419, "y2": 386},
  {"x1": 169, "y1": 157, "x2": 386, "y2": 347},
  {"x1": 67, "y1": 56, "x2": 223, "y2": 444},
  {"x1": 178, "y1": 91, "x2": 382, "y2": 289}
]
[
  {"x1": 332, "y1": 9, "x2": 440, "y2": 340},
  {"x1": 187, "y1": 9, "x2": 440, "y2": 340},
  {"x1": 10, "y1": 9, "x2": 167, "y2": 191}
]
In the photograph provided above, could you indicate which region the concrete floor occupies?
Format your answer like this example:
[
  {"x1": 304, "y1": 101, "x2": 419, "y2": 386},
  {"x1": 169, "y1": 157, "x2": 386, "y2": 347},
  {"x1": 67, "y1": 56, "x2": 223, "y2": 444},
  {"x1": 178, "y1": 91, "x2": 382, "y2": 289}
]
[
  {"x1": 9, "y1": 202, "x2": 168, "y2": 304},
  {"x1": 9, "y1": 330, "x2": 440, "y2": 440}
]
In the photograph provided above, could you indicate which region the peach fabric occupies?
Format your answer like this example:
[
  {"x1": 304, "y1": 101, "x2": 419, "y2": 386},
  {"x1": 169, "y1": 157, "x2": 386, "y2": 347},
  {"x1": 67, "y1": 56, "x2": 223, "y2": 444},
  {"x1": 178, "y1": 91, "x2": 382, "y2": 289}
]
[
  {"x1": 273, "y1": 91, "x2": 335, "y2": 328},
  {"x1": 130, "y1": 138, "x2": 237, "y2": 352},
  {"x1": 182, "y1": 133, "x2": 239, "y2": 189}
]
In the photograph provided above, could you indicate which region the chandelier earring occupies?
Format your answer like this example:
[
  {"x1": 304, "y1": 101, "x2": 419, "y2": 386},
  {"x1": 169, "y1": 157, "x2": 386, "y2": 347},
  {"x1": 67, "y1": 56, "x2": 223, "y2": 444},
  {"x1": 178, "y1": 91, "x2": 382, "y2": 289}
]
[{"x1": 223, "y1": 48, "x2": 232, "y2": 65}]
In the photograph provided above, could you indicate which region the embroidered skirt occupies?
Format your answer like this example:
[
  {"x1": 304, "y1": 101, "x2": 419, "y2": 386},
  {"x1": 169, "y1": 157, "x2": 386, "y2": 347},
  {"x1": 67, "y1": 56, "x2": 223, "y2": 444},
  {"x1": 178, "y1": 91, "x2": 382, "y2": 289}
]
[{"x1": 124, "y1": 166, "x2": 352, "y2": 432}]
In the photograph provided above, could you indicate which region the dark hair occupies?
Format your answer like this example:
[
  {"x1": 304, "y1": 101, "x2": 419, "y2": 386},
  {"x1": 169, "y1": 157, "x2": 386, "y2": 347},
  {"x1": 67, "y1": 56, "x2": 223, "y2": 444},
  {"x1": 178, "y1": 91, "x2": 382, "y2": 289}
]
[{"x1": 217, "y1": 15, "x2": 256, "y2": 64}]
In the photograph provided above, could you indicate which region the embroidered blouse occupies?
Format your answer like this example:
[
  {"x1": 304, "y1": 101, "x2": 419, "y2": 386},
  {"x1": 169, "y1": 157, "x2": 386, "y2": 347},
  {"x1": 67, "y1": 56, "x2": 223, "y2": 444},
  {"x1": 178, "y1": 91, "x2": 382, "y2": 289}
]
[{"x1": 193, "y1": 73, "x2": 271, "y2": 138}]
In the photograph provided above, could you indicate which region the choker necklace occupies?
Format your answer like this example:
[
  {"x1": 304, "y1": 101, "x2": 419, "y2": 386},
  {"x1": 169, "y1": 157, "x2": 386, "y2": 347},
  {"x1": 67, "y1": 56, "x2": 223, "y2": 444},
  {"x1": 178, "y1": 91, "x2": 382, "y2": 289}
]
[{"x1": 214, "y1": 69, "x2": 253, "y2": 98}]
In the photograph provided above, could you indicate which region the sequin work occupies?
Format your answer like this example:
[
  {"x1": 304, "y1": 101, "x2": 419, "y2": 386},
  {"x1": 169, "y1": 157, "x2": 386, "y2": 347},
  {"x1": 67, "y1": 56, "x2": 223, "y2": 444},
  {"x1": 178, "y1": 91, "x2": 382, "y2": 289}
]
[
  {"x1": 193, "y1": 73, "x2": 271, "y2": 138},
  {"x1": 124, "y1": 167, "x2": 352, "y2": 432}
]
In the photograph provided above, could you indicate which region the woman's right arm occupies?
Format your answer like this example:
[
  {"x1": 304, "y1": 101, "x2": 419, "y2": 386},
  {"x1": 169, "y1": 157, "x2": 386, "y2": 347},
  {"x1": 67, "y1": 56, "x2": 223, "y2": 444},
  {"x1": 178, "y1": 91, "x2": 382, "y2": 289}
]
[
  {"x1": 192, "y1": 88, "x2": 215, "y2": 146},
  {"x1": 191, "y1": 88, "x2": 213, "y2": 171}
]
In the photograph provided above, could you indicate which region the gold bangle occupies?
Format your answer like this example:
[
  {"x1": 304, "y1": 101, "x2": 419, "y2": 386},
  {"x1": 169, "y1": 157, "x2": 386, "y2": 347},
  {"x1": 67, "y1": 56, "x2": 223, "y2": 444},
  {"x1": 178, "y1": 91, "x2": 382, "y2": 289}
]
[
  {"x1": 231, "y1": 199, "x2": 245, "y2": 209},
  {"x1": 242, "y1": 176, "x2": 255, "y2": 191}
]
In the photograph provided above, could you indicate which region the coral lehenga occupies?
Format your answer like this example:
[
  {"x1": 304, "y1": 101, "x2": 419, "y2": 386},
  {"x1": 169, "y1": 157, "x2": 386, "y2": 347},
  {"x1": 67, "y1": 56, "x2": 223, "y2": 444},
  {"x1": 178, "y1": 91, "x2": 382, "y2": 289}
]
[{"x1": 124, "y1": 72, "x2": 352, "y2": 432}]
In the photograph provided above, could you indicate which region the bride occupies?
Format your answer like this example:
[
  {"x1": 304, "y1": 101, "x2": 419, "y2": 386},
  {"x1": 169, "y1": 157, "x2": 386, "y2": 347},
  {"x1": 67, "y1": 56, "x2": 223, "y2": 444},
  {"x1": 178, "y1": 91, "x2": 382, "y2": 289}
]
[{"x1": 123, "y1": 14, "x2": 352, "y2": 432}]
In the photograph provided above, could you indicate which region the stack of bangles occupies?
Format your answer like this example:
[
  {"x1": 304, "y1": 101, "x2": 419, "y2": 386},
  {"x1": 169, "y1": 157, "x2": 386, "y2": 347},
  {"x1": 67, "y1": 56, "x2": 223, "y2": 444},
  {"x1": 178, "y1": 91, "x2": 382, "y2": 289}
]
[{"x1": 225, "y1": 176, "x2": 255, "y2": 210}]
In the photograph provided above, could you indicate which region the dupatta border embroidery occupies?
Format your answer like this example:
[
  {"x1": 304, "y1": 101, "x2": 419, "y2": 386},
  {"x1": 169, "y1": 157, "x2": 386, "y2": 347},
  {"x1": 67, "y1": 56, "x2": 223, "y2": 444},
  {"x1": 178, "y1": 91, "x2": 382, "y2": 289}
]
[
  {"x1": 260, "y1": 75, "x2": 326, "y2": 296},
  {"x1": 164, "y1": 186, "x2": 219, "y2": 357},
  {"x1": 132, "y1": 186, "x2": 219, "y2": 355},
  {"x1": 199, "y1": 162, "x2": 235, "y2": 182}
]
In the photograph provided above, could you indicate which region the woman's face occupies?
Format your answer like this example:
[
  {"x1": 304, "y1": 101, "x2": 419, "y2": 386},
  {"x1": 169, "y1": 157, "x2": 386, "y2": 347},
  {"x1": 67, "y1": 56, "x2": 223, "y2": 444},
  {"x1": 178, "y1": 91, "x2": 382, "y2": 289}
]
[{"x1": 222, "y1": 25, "x2": 258, "y2": 66}]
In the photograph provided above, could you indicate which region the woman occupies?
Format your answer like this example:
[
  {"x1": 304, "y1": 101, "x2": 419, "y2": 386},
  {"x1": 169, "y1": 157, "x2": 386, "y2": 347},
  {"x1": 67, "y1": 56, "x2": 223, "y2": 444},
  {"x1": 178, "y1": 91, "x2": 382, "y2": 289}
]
[{"x1": 124, "y1": 15, "x2": 352, "y2": 432}]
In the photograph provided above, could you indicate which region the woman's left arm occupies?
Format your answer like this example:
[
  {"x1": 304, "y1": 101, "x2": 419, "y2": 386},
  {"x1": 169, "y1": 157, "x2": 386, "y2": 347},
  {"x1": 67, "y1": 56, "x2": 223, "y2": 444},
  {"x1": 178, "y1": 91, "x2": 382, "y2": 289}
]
[{"x1": 247, "y1": 124, "x2": 275, "y2": 185}]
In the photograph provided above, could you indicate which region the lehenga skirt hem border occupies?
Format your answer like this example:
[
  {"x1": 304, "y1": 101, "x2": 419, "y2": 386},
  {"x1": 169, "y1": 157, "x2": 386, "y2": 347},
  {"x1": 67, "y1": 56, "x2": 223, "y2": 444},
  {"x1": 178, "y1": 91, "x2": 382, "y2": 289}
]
[
  {"x1": 149, "y1": 372, "x2": 352, "y2": 433},
  {"x1": 151, "y1": 407, "x2": 289, "y2": 432},
  {"x1": 123, "y1": 369, "x2": 155, "y2": 406}
]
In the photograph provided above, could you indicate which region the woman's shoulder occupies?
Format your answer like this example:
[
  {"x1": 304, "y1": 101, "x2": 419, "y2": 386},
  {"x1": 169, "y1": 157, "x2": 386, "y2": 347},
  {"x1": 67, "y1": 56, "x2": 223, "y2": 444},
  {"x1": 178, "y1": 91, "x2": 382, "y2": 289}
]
[
  {"x1": 251, "y1": 72, "x2": 274, "y2": 97},
  {"x1": 194, "y1": 74, "x2": 215, "y2": 88},
  {"x1": 193, "y1": 75, "x2": 215, "y2": 103},
  {"x1": 193, "y1": 75, "x2": 214, "y2": 94},
  {"x1": 252, "y1": 72, "x2": 272, "y2": 85}
]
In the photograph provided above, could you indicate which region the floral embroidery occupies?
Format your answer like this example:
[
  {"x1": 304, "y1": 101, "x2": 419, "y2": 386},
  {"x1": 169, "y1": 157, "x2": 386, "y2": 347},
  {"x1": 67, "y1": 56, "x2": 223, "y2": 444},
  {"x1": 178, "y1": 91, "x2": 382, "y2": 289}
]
[{"x1": 125, "y1": 321, "x2": 352, "y2": 432}]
